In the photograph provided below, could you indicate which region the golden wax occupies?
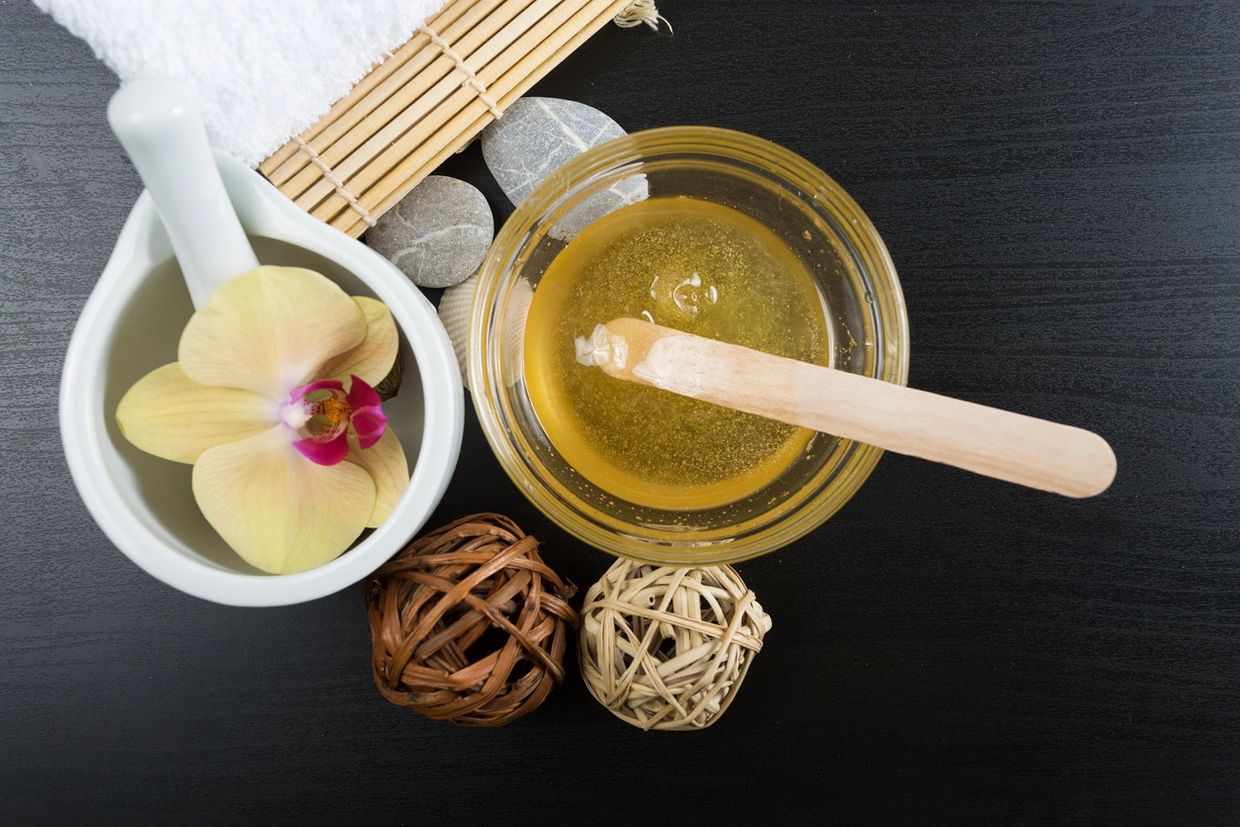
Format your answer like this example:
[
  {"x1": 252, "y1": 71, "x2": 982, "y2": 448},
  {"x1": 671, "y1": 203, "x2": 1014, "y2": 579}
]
[{"x1": 524, "y1": 197, "x2": 830, "y2": 510}]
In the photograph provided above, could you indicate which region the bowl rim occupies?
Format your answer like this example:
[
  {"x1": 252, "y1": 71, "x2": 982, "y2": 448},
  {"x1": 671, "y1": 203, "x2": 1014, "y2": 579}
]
[
  {"x1": 59, "y1": 156, "x2": 463, "y2": 606},
  {"x1": 469, "y1": 125, "x2": 910, "y2": 564}
]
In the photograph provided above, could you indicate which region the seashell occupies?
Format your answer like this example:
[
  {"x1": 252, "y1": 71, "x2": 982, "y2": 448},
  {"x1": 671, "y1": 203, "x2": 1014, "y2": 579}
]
[
  {"x1": 367, "y1": 175, "x2": 493, "y2": 288},
  {"x1": 437, "y1": 274, "x2": 477, "y2": 385},
  {"x1": 437, "y1": 273, "x2": 534, "y2": 392},
  {"x1": 502, "y1": 277, "x2": 534, "y2": 384}
]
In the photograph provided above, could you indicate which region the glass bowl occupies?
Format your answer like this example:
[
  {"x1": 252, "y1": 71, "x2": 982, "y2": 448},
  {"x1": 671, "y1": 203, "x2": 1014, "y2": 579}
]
[{"x1": 470, "y1": 126, "x2": 908, "y2": 565}]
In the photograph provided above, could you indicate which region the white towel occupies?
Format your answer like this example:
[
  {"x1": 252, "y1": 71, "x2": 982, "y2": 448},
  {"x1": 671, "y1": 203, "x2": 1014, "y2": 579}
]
[{"x1": 34, "y1": 0, "x2": 446, "y2": 167}]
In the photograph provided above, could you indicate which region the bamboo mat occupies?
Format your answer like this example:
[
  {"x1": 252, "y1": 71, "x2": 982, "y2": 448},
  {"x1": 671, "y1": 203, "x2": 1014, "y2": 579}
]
[{"x1": 259, "y1": 0, "x2": 642, "y2": 237}]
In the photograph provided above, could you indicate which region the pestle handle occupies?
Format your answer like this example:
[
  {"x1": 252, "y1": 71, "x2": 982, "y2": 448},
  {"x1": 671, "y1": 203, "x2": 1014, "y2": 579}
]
[
  {"x1": 107, "y1": 78, "x2": 259, "y2": 309},
  {"x1": 588, "y1": 318, "x2": 1117, "y2": 498}
]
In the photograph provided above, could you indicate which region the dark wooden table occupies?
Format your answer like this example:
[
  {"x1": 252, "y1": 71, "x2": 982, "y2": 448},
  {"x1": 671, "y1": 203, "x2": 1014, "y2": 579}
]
[{"x1": 3, "y1": 1, "x2": 1237, "y2": 822}]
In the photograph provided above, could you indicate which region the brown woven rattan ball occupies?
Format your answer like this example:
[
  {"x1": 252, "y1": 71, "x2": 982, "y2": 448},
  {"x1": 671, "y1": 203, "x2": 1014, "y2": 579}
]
[
  {"x1": 579, "y1": 560, "x2": 772, "y2": 731},
  {"x1": 364, "y1": 513, "x2": 578, "y2": 727}
]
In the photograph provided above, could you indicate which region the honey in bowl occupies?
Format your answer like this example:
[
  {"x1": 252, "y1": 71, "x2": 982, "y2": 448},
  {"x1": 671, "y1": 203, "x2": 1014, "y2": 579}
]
[{"x1": 524, "y1": 196, "x2": 833, "y2": 510}]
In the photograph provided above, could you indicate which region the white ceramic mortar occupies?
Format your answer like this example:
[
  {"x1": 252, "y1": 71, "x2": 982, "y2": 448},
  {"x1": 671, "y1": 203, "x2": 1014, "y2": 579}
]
[{"x1": 60, "y1": 81, "x2": 462, "y2": 606}]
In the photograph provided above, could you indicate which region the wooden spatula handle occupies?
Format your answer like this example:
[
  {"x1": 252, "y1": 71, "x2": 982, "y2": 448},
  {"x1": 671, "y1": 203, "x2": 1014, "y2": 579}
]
[{"x1": 595, "y1": 318, "x2": 1116, "y2": 498}]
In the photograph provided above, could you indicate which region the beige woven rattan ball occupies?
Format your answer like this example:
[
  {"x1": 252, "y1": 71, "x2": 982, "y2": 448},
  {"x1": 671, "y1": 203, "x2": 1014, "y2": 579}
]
[{"x1": 579, "y1": 560, "x2": 772, "y2": 731}]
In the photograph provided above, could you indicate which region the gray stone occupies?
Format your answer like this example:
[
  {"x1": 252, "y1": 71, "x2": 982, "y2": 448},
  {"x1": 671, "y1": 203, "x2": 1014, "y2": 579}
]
[
  {"x1": 366, "y1": 175, "x2": 493, "y2": 288},
  {"x1": 550, "y1": 173, "x2": 648, "y2": 241},
  {"x1": 482, "y1": 97, "x2": 647, "y2": 240}
]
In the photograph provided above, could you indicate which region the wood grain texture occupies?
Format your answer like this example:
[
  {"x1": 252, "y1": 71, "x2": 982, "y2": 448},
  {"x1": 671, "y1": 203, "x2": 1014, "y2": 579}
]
[
  {"x1": 2, "y1": 0, "x2": 1237, "y2": 822},
  {"x1": 595, "y1": 317, "x2": 1117, "y2": 497}
]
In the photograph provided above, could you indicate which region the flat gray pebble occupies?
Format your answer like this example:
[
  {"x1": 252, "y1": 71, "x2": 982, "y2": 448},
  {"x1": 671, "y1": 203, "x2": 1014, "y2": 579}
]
[
  {"x1": 550, "y1": 173, "x2": 648, "y2": 241},
  {"x1": 366, "y1": 175, "x2": 493, "y2": 288},
  {"x1": 482, "y1": 98, "x2": 648, "y2": 235}
]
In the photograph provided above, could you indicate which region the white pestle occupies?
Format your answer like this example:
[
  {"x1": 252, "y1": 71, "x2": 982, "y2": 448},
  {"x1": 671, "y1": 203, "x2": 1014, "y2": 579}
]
[{"x1": 107, "y1": 78, "x2": 260, "y2": 309}]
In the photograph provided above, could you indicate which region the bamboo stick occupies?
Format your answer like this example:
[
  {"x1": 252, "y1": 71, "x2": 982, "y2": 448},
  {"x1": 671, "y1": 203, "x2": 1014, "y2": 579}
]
[
  {"x1": 297, "y1": 0, "x2": 566, "y2": 215},
  {"x1": 336, "y1": 0, "x2": 627, "y2": 235},
  {"x1": 328, "y1": 0, "x2": 625, "y2": 229},
  {"x1": 258, "y1": 0, "x2": 470, "y2": 179},
  {"x1": 259, "y1": 0, "x2": 640, "y2": 236},
  {"x1": 290, "y1": 0, "x2": 548, "y2": 209},
  {"x1": 309, "y1": 0, "x2": 615, "y2": 223},
  {"x1": 276, "y1": 0, "x2": 519, "y2": 195},
  {"x1": 263, "y1": 0, "x2": 489, "y2": 186}
]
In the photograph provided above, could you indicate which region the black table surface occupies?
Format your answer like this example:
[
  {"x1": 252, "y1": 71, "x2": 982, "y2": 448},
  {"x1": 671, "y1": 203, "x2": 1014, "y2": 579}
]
[{"x1": 2, "y1": 1, "x2": 1237, "y2": 822}]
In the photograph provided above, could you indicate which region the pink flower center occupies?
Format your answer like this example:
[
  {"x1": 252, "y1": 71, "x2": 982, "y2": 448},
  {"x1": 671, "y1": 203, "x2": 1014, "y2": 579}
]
[{"x1": 280, "y1": 375, "x2": 388, "y2": 466}]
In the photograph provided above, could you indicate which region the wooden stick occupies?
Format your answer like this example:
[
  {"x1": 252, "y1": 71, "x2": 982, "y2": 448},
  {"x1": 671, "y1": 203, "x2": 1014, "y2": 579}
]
[
  {"x1": 258, "y1": 0, "x2": 472, "y2": 180},
  {"x1": 583, "y1": 318, "x2": 1117, "y2": 498},
  {"x1": 281, "y1": 0, "x2": 529, "y2": 201},
  {"x1": 293, "y1": 0, "x2": 565, "y2": 213},
  {"x1": 336, "y1": 0, "x2": 627, "y2": 236}
]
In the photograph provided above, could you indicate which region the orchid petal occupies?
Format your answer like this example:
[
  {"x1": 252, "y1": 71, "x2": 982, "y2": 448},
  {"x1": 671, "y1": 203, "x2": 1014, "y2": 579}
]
[
  {"x1": 179, "y1": 266, "x2": 366, "y2": 398},
  {"x1": 293, "y1": 432, "x2": 350, "y2": 466},
  {"x1": 350, "y1": 406, "x2": 387, "y2": 449},
  {"x1": 346, "y1": 375, "x2": 381, "y2": 409},
  {"x1": 317, "y1": 297, "x2": 399, "y2": 386},
  {"x1": 346, "y1": 429, "x2": 409, "y2": 528},
  {"x1": 193, "y1": 427, "x2": 376, "y2": 574},
  {"x1": 116, "y1": 363, "x2": 273, "y2": 463}
]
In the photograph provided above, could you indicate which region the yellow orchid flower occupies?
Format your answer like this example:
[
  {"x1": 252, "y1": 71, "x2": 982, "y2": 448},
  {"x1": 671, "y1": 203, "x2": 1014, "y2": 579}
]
[{"x1": 116, "y1": 265, "x2": 409, "y2": 574}]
